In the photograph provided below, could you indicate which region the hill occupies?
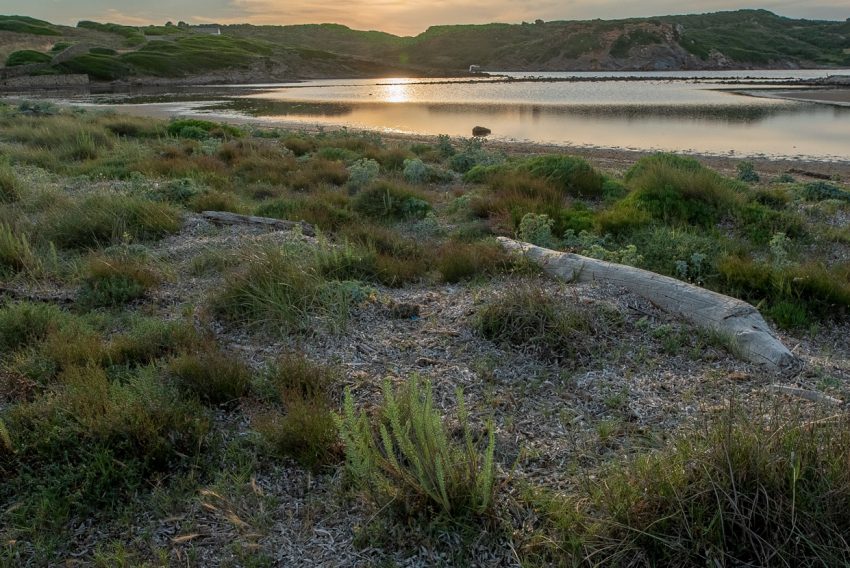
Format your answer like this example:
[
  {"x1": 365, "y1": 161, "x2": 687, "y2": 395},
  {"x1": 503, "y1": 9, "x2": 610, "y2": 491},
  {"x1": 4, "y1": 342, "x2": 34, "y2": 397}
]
[{"x1": 0, "y1": 10, "x2": 849, "y2": 84}]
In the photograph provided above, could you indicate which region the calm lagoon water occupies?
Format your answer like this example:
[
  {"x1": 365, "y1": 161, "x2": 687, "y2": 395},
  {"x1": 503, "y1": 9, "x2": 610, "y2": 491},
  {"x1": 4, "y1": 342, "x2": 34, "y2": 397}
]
[{"x1": 80, "y1": 70, "x2": 850, "y2": 160}]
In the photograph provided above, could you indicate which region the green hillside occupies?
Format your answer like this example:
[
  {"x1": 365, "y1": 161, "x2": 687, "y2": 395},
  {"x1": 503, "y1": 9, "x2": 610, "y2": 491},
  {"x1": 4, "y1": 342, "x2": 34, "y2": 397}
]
[{"x1": 1, "y1": 9, "x2": 848, "y2": 82}]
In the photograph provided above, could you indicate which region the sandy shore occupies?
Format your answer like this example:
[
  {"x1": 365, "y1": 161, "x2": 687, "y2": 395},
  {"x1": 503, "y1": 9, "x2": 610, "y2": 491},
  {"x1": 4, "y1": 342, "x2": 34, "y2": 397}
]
[{"x1": 745, "y1": 87, "x2": 850, "y2": 107}]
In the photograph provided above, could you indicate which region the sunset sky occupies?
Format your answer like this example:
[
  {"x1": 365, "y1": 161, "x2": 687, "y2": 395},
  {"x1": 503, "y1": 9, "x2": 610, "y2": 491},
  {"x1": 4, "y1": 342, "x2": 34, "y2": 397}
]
[{"x1": 6, "y1": 1, "x2": 848, "y2": 36}]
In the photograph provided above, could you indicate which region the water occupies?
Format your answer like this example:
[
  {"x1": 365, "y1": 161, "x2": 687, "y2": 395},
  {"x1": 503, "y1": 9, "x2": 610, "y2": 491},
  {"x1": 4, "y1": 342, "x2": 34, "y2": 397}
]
[{"x1": 56, "y1": 70, "x2": 850, "y2": 160}]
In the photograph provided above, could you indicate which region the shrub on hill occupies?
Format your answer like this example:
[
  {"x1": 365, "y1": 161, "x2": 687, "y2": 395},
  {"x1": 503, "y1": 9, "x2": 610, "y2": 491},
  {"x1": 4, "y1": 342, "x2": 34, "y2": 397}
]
[{"x1": 5, "y1": 50, "x2": 52, "y2": 67}]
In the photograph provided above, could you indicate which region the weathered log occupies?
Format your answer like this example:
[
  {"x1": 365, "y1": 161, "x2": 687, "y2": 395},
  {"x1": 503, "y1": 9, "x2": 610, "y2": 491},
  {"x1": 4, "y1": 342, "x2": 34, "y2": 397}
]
[
  {"x1": 497, "y1": 237, "x2": 798, "y2": 372},
  {"x1": 201, "y1": 211, "x2": 316, "y2": 237}
]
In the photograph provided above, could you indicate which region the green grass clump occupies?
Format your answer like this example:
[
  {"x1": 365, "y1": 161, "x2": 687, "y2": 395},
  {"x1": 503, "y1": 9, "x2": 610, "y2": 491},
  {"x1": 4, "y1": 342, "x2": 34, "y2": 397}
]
[
  {"x1": 475, "y1": 283, "x2": 616, "y2": 362},
  {"x1": 106, "y1": 318, "x2": 200, "y2": 367},
  {"x1": 168, "y1": 345, "x2": 252, "y2": 404},
  {"x1": 623, "y1": 153, "x2": 745, "y2": 227},
  {"x1": 254, "y1": 353, "x2": 341, "y2": 471},
  {"x1": 4, "y1": 49, "x2": 52, "y2": 66},
  {"x1": 591, "y1": 406, "x2": 850, "y2": 565},
  {"x1": 0, "y1": 223, "x2": 41, "y2": 276},
  {"x1": 3, "y1": 115, "x2": 114, "y2": 161},
  {"x1": 436, "y1": 240, "x2": 512, "y2": 283},
  {"x1": 338, "y1": 377, "x2": 495, "y2": 520},
  {"x1": 42, "y1": 194, "x2": 181, "y2": 249},
  {"x1": 0, "y1": 163, "x2": 21, "y2": 203},
  {"x1": 353, "y1": 182, "x2": 431, "y2": 221},
  {"x1": 76, "y1": 251, "x2": 160, "y2": 309},
  {"x1": 212, "y1": 247, "x2": 356, "y2": 334},
  {"x1": 717, "y1": 256, "x2": 850, "y2": 327},
  {"x1": 1, "y1": 365, "x2": 208, "y2": 529}
]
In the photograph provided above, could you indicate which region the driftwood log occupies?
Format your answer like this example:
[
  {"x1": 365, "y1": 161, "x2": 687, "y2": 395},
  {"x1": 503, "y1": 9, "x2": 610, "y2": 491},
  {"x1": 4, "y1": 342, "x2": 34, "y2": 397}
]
[
  {"x1": 497, "y1": 237, "x2": 798, "y2": 372},
  {"x1": 201, "y1": 211, "x2": 316, "y2": 237}
]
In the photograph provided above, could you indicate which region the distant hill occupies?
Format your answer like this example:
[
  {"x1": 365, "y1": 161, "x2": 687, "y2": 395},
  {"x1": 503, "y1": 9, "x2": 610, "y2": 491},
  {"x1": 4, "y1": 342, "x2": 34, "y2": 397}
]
[{"x1": 1, "y1": 10, "x2": 849, "y2": 84}]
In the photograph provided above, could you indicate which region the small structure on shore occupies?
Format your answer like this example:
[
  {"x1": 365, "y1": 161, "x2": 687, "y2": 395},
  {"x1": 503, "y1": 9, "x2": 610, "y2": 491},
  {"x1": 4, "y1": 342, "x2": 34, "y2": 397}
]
[
  {"x1": 469, "y1": 64, "x2": 481, "y2": 73},
  {"x1": 194, "y1": 25, "x2": 221, "y2": 35}
]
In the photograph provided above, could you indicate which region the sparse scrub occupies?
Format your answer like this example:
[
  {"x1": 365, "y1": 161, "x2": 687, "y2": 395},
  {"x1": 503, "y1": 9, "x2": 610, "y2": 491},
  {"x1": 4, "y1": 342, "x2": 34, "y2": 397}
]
[
  {"x1": 0, "y1": 223, "x2": 42, "y2": 276},
  {"x1": 0, "y1": 164, "x2": 21, "y2": 203},
  {"x1": 337, "y1": 377, "x2": 496, "y2": 520},
  {"x1": 0, "y1": 302, "x2": 67, "y2": 353},
  {"x1": 346, "y1": 158, "x2": 380, "y2": 191}
]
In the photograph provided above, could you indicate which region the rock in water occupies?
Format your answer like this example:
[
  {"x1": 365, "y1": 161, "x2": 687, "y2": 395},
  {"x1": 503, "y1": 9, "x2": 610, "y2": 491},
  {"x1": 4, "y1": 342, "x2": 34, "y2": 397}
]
[{"x1": 472, "y1": 126, "x2": 491, "y2": 137}]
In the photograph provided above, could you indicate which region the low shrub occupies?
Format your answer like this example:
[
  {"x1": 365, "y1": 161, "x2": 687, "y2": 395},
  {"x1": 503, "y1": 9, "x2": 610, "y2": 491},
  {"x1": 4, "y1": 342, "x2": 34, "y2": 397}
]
[
  {"x1": 800, "y1": 181, "x2": 850, "y2": 202},
  {"x1": 338, "y1": 377, "x2": 496, "y2": 520},
  {"x1": 256, "y1": 193, "x2": 354, "y2": 232},
  {"x1": 736, "y1": 160, "x2": 760, "y2": 182},
  {"x1": 518, "y1": 213, "x2": 556, "y2": 247},
  {"x1": 5, "y1": 50, "x2": 52, "y2": 67},
  {"x1": 282, "y1": 136, "x2": 316, "y2": 156},
  {"x1": 346, "y1": 158, "x2": 380, "y2": 191},
  {"x1": 166, "y1": 118, "x2": 243, "y2": 140},
  {"x1": 353, "y1": 182, "x2": 431, "y2": 221}
]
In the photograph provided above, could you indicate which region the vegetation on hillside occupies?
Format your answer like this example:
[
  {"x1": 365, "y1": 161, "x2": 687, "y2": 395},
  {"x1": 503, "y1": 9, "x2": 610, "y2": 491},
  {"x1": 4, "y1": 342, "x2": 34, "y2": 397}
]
[
  {"x1": 2, "y1": 9, "x2": 848, "y2": 82},
  {"x1": 0, "y1": 102, "x2": 848, "y2": 564}
]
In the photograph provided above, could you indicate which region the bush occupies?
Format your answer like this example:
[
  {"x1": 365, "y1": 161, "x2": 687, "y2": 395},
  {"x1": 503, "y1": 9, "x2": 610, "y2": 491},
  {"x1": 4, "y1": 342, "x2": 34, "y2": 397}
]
[
  {"x1": 623, "y1": 153, "x2": 744, "y2": 227},
  {"x1": 518, "y1": 213, "x2": 556, "y2": 247},
  {"x1": 169, "y1": 346, "x2": 252, "y2": 404},
  {"x1": 106, "y1": 318, "x2": 200, "y2": 367},
  {"x1": 518, "y1": 155, "x2": 605, "y2": 198},
  {"x1": 42, "y1": 194, "x2": 181, "y2": 249},
  {"x1": 5, "y1": 50, "x2": 52, "y2": 66},
  {"x1": 188, "y1": 190, "x2": 242, "y2": 213},
  {"x1": 353, "y1": 182, "x2": 431, "y2": 221},
  {"x1": 346, "y1": 158, "x2": 380, "y2": 191},
  {"x1": 402, "y1": 158, "x2": 430, "y2": 184},
  {"x1": 338, "y1": 377, "x2": 495, "y2": 520},
  {"x1": 736, "y1": 160, "x2": 760, "y2": 182},
  {"x1": 282, "y1": 136, "x2": 316, "y2": 156},
  {"x1": 475, "y1": 283, "x2": 617, "y2": 362},
  {"x1": 76, "y1": 251, "x2": 160, "y2": 309}
]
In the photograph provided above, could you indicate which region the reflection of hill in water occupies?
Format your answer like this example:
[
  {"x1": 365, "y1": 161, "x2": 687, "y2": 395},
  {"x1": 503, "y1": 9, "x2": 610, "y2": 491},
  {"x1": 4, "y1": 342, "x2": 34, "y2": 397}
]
[{"x1": 211, "y1": 98, "x2": 844, "y2": 125}]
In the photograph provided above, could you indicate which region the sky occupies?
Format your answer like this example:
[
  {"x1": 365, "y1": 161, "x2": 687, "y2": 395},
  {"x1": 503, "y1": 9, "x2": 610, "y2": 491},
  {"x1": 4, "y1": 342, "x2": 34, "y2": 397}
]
[{"x1": 6, "y1": 1, "x2": 848, "y2": 36}]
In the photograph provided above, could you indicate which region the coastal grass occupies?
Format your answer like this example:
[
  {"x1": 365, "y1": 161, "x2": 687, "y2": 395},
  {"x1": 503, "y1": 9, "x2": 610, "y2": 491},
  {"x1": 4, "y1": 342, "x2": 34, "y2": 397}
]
[
  {"x1": 519, "y1": 404, "x2": 850, "y2": 566},
  {"x1": 76, "y1": 250, "x2": 161, "y2": 309}
]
